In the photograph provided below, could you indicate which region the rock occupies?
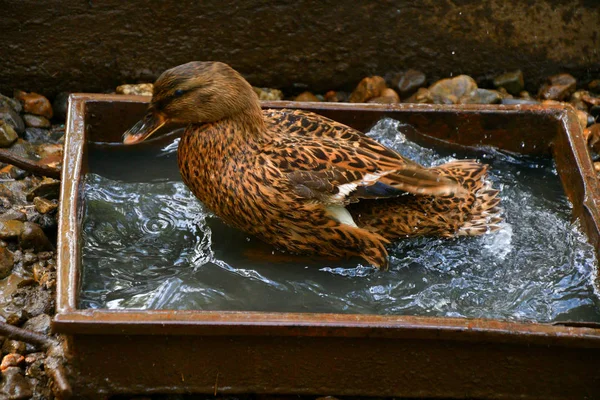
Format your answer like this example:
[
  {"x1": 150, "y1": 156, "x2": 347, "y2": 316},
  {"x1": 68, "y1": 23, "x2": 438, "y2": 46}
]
[
  {"x1": 0, "y1": 211, "x2": 26, "y2": 223},
  {"x1": 429, "y1": 75, "x2": 478, "y2": 104},
  {"x1": 587, "y1": 123, "x2": 600, "y2": 153},
  {"x1": 19, "y1": 222, "x2": 53, "y2": 252},
  {"x1": 493, "y1": 70, "x2": 524, "y2": 95},
  {"x1": 22, "y1": 314, "x2": 51, "y2": 335},
  {"x1": 538, "y1": 73, "x2": 577, "y2": 101},
  {"x1": 570, "y1": 90, "x2": 590, "y2": 111},
  {"x1": 0, "y1": 94, "x2": 21, "y2": 114},
  {"x1": 0, "y1": 121, "x2": 18, "y2": 148},
  {"x1": 595, "y1": 162, "x2": 600, "y2": 172},
  {"x1": 0, "y1": 106, "x2": 25, "y2": 134},
  {"x1": 9, "y1": 286, "x2": 54, "y2": 318},
  {"x1": 1, "y1": 354, "x2": 24, "y2": 371},
  {"x1": 253, "y1": 87, "x2": 283, "y2": 101},
  {"x1": 349, "y1": 76, "x2": 387, "y2": 103},
  {"x1": 388, "y1": 69, "x2": 426, "y2": 98},
  {"x1": 324, "y1": 90, "x2": 349, "y2": 102},
  {"x1": 0, "y1": 247, "x2": 14, "y2": 279},
  {"x1": 23, "y1": 128, "x2": 50, "y2": 145},
  {"x1": 367, "y1": 88, "x2": 400, "y2": 103},
  {"x1": 0, "y1": 367, "x2": 33, "y2": 399},
  {"x1": 22, "y1": 114, "x2": 51, "y2": 129},
  {"x1": 294, "y1": 92, "x2": 321, "y2": 102},
  {"x1": 33, "y1": 197, "x2": 57, "y2": 215},
  {"x1": 459, "y1": 88, "x2": 502, "y2": 104},
  {"x1": 26, "y1": 177, "x2": 60, "y2": 202},
  {"x1": 25, "y1": 354, "x2": 45, "y2": 380},
  {"x1": 116, "y1": 83, "x2": 153, "y2": 96},
  {"x1": 52, "y1": 92, "x2": 70, "y2": 121},
  {"x1": 582, "y1": 92, "x2": 600, "y2": 107},
  {"x1": 405, "y1": 87, "x2": 434, "y2": 103},
  {"x1": 13, "y1": 90, "x2": 53, "y2": 119},
  {"x1": 2, "y1": 339, "x2": 26, "y2": 354},
  {"x1": 0, "y1": 220, "x2": 25, "y2": 239},
  {"x1": 589, "y1": 79, "x2": 600, "y2": 93},
  {"x1": 501, "y1": 98, "x2": 540, "y2": 105}
]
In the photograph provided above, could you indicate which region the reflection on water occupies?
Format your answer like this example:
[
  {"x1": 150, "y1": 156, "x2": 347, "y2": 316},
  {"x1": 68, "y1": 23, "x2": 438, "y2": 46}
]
[{"x1": 80, "y1": 119, "x2": 600, "y2": 322}]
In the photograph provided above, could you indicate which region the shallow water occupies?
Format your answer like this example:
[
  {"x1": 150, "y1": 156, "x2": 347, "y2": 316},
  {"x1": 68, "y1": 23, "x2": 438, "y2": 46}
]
[{"x1": 80, "y1": 119, "x2": 600, "y2": 322}]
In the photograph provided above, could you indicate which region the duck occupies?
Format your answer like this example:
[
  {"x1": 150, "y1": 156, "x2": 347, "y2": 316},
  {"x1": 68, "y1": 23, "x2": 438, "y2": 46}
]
[{"x1": 123, "y1": 61, "x2": 501, "y2": 270}]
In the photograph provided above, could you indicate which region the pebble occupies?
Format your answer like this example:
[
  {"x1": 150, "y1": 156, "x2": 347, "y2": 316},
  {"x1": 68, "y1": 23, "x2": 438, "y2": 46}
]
[
  {"x1": 52, "y1": 92, "x2": 70, "y2": 122},
  {"x1": 0, "y1": 120, "x2": 18, "y2": 148},
  {"x1": 576, "y1": 110, "x2": 590, "y2": 131},
  {"x1": 33, "y1": 197, "x2": 57, "y2": 214},
  {"x1": 429, "y1": 75, "x2": 478, "y2": 104},
  {"x1": 22, "y1": 314, "x2": 51, "y2": 335},
  {"x1": 1, "y1": 354, "x2": 24, "y2": 371},
  {"x1": 587, "y1": 123, "x2": 600, "y2": 153},
  {"x1": 0, "y1": 94, "x2": 22, "y2": 114},
  {"x1": 294, "y1": 92, "x2": 321, "y2": 102},
  {"x1": 501, "y1": 98, "x2": 540, "y2": 105},
  {"x1": 368, "y1": 88, "x2": 400, "y2": 103},
  {"x1": 0, "y1": 246, "x2": 14, "y2": 279},
  {"x1": 26, "y1": 177, "x2": 60, "y2": 202},
  {"x1": 1, "y1": 339, "x2": 26, "y2": 355},
  {"x1": 349, "y1": 76, "x2": 387, "y2": 103},
  {"x1": 253, "y1": 87, "x2": 283, "y2": 101},
  {"x1": 459, "y1": 88, "x2": 502, "y2": 104},
  {"x1": 388, "y1": 69, "x2": 426, "y2": 97},
  {"x1": 25, "y1": 354, "x2": 45, "y2": 380},
  {"x1": 0, "y1": 366, "x2": 33, "y2": 399},
  {"x1": 19, "y1": 222, "x2": 53, "y2": 252},
  {"x1": 10, "y1": 285, "x2": 54, "y2": 318},
  {"x1": 0, "y1": 220, "x2": 25, "y2": 239},
  {"x1": 116, "y1": 83, "x2": 153, "y2": 96},
  {"x1": 324, "y1": 90, "x2": 349, "y2": 102},
  {"x1": 582, "y1": 92, "x2": 600, "y2": 107},
  {"x1": 22, "y1": 114, "x2": 51, "y2": 129},
  {"x1": 589, "y1": 79, "x2": 600, "y2": 93},
  {"x1": 493, "y1": 70, "x2": 524, "y2": 95},
  {"x1": 13, "y1": 90, "x2": 53, "y2": 119},
  {"x1": 570, "y1": 90, "x2": 590, "y2": 111},
  {"x1": 0, "y1": 106, "x2": 25, "y2": 134},
  {"x1": 538, "y1": 73, "x2": 577, "y2": 101},
  {"x1": 405, "y1": 87, "x2": 434, "y2": 103},
  {"x1": 595, "y1": 162, "x2": 600, "y2": 172},
  {"x1": 23, "y1": 128, "x2": 50, "y2": 145}
]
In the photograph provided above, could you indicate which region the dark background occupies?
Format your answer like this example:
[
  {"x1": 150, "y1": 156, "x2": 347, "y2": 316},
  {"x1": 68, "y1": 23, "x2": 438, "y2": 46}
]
[{"x1": 1, "y1": 0, "x2": 599, "y2": 97}]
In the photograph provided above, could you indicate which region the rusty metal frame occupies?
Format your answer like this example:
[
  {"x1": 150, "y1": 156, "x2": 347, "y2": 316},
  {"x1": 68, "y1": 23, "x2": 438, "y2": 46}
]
[{"x1": 56, "y1": 94, "x2": 600, "y2": 398}]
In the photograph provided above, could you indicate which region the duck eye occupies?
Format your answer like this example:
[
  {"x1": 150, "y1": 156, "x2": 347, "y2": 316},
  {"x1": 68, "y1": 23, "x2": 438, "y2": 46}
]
[{"x1": 173, "y1": 89, "x2": 186, "y2": 97}]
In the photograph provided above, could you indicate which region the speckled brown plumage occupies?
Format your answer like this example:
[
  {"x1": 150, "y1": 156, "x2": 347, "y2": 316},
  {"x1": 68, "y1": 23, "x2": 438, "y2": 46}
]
[{"x1": 124, "y1": 61, "x2": 502, "y2": 270}]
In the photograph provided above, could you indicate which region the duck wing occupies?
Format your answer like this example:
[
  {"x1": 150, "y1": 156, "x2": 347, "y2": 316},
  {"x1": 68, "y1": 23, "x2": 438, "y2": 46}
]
[{"x1": 262, "y1": 109, "x2": 462, "y2": 204}]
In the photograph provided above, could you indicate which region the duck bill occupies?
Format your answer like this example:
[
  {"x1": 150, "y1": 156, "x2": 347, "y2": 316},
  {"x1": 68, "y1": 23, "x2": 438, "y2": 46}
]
[{"x1": 122, "y1": 111, "x2": 166, "y2": 145}]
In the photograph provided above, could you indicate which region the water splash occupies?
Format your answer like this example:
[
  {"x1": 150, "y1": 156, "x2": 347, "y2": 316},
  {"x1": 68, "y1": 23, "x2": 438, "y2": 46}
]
[{"x1": 79, "y1": 119, "x2": 600, "y2": 322}]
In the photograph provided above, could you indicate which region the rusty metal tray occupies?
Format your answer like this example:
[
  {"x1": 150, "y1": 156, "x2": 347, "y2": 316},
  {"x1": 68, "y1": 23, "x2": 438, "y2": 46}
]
[{"x1": 56, "y1": 94, "x2": 600, "y2": 399}]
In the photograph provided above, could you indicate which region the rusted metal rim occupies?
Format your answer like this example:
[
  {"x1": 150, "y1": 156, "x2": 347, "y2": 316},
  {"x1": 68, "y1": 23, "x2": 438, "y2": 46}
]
[{"x1": 57, "y1": 94, "x2": 600, "y2": 345}]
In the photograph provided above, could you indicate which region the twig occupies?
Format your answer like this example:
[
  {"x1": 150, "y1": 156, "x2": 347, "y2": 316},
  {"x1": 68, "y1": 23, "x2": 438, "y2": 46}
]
[
  {"x1": 0, "y1": 321, "x2": 55, "y2": 349},
  {"x1": 0, "y1": 148, "x2": 61, "y2": 179}
]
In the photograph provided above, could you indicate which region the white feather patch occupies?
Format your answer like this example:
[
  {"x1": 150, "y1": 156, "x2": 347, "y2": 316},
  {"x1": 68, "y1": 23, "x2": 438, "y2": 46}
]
[{"x1": 326, "y1": 205, "x2": 359, "y2": 228}]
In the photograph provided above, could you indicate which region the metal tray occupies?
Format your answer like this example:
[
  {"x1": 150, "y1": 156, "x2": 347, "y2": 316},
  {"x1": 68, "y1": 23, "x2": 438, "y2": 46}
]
[{"x1": 56, "y1": 94, "x2": 600, "y2": 399}]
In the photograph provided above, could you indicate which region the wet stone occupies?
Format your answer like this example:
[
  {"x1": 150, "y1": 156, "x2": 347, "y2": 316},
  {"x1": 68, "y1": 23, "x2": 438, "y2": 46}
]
[
  {"x1": 0, "y1": 220, "x2": 25, "y2": 239},
  {"x1": 589, "y1": 79, "x2": 600, "y2": 93},
  {"x1": 22, "y1": 314, "x2": 51, "y2": 335},
  {"x1": 22, "y1": 114, "x2": 50, "y2": 129},
  {"x1": 19, "y1": 222, "x2": 53, "y2": 252},
  {"x1": 294, "y1": 91, "x2": 321, "y2": 102},
  {"x1": 23, "y1": 128, "x2": 50, "y2": 145},
  {"x1": 459, "y1": 88, "x2": 502, "y2": 104},
  {"x1": 501, "y1": 98, "x2": 540, "y2": 105},
  {"x1": 493, "y1": 70, "x2": 524, "y2": 95},
  {"x1": 587, "y1": 123, "x2": 600, "y2": 153},
  {"x1": 33, "y1": 197, "x2": 57, "y2": 214},
  {"x1": 368, "y1": 88, "x2": 400, "y2": 103},
  {"x1": 10, "y1": 286, "x2": 54, "y2": 318},
  {"x1": 429, "y1": 75, "x2": 478, "y2": 104},
  {"x1": 390, "y1": 69, "x2": 426, "y2": 97},
  {"x1": 324, "y1": 90, "x2": 349, "y2": 102},
  {"x1": 570, "y1": 90, "x2": 590, "y2": 111},
  {"x1": 406, "y1": 87, "x2": 434, "y2": 103},
  {"x1": 538, "y1": 73, "x2": 577, "y2": 101},
  {"x1": 0, "y1": 247, "x2": 14, "y2": 279},
  {"x1": 582, "y1": 92, "x2": 600, "y2": 107},
  {"x1": 349, "y1": 76, "x2": 387, "y2": 103},
  {"x1": 0, "y1": 121, "x2": 18, "y2": 148},
  {"x1": 26, "y1": 178, "x2": 60, "y2": 202},
  {"x1": 52, "y1": 92, "x2": 70, "y2": 122},
  {"x1": 0, "y1": 106, "x2": 25, "y2": 134},
  {"x1": 2, "y1": 340, "x2": 26, "y2": 355},
  {"x1": 576, "y1": 110, "x2": 590, "y2": 131},
  {"x1": 0, "y1": 367, "x2": 33, "y2": 400},
  {"x1": 14, "y1": 90, "x2": 53, "y2": 119},
  {"x1": 1, "y1": 354, "x2": 24, "y2": 371},
  {"x1": 116, "y1": 83, "x2": 153, "y2": 96},
  {"x1": 253, "y1": 87, "x2": 283, "y2": 101},
  {"x1": 0, "y1": 211, "x2": 26, "y2": 222},
  {"x1": 0, "y1": 94, "x2": 21, "y2": 114}
]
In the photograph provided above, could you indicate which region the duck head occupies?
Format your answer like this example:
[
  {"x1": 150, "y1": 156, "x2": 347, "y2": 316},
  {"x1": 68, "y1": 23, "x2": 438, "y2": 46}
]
[{"x1": 123, "y1": 61, "x2": 262, "y2": 144}]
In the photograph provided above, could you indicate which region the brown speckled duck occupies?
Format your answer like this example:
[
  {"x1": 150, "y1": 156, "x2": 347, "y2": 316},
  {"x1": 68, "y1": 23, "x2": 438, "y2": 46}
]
[{"x1": 123, "y1": 61, "x2": 501, "y2": 270}]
